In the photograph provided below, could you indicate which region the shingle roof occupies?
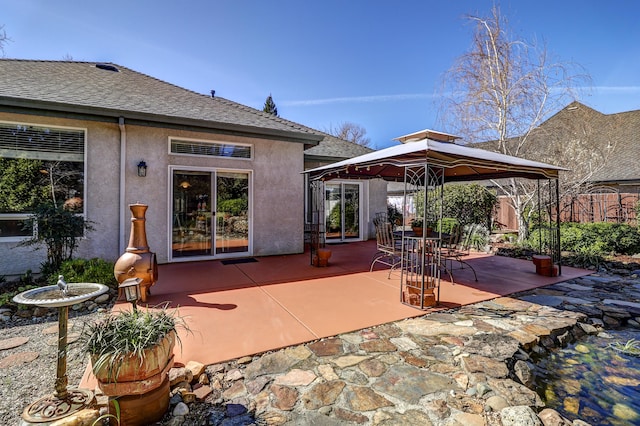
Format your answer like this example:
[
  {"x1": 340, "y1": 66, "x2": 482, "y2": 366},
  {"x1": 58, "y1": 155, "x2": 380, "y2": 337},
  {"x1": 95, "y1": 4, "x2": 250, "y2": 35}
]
[
  {"x1": 304, "y1": 131, "x2": 373, "y2": 160},
  {"x1": 0, "y1": 59, "x2": 322, "y2": 143},
  {"x1": 471, "y1": 101, "x2": 640, "y2": 185},
  {"x1": 590, "y1": 107, "x2": 640, "y2": 183}
]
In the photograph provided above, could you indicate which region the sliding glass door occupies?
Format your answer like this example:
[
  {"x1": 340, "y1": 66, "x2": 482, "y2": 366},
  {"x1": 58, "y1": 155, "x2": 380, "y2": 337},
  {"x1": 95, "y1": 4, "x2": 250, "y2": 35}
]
[
  {"x1": 171, "y1": 169, "x2": 250, "y2": 260},
  {"x1": 325, "y1": 182, "x2": 362, "y2": 242}
]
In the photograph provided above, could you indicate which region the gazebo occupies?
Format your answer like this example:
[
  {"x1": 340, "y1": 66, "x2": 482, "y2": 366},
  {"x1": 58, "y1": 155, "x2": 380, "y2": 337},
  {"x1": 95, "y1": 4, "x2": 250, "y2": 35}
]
[{"x1": 305, "y1": 129, "x2": 567, "y2": 309}]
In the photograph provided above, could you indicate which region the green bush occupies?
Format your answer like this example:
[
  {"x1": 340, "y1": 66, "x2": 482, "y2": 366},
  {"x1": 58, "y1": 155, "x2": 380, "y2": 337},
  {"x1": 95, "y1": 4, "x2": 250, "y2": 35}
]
[
  {"x1": 438, "y1": 217, "x2": 459, "y2": 234},
  {"x1": 524, "y1": 222, "x2": 640, "y2": 256},
  {"x1": 217, "y1": 198, "x2": 247, "y2": 216},
  {"x1": 524, "y1": 227, "x2": 552, "y2": 252},
  {"x1": 467, "y1": 224, "x2": 490, "y2": 251},
  {"x1": 415, "y1": 184, "x2": 497, "y2": 228},
  {"x1": 560, "y1": 222, "x2": 640, "y2": 255},
  {"x1": 0, "y1": 284, "x2": 39, "y2": 309},
  {"x1": 18, "y1": 202, "x2": 93, "y2": 272},
  {"x1": 50, "y1": 258, "x2": 118, "y2": 289},
  {"x1": 328, "y1": 202, "x2": 356, "y2": 231}
]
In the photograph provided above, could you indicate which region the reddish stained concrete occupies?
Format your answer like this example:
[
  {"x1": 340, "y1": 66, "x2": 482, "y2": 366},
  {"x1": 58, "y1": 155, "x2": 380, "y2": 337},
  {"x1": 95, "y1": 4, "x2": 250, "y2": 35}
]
[{"x1": 81, "y1": 240, "x2": 591, "y2": 387}]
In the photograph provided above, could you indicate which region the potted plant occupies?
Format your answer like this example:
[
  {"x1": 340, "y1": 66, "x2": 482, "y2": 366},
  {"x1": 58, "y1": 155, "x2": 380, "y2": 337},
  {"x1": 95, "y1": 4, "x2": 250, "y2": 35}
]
[
  {"x1": 411, "y1": 218, "x2": 424, "y2": 235},
  {"x1": 80, "y1": 306, "x2": 184, "y2": 426}
]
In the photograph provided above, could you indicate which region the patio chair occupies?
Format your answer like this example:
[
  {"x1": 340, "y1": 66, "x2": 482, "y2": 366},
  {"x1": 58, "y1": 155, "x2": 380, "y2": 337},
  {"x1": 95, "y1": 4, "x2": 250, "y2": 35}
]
[
  {"x1": 440, "y1": 224, "x2": 478, "y2": 282},
  {"x1": 370, "y1": 215, "x2": 403, "y2": 278}
]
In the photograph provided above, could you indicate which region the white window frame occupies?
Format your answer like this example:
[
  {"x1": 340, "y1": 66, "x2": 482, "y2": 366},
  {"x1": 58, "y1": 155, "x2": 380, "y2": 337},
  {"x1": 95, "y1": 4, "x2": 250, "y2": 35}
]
[
  {"x1": 167, "y1": 165, "x2": 253, "y2": 262},
  {"x1": 168, "y1": 136, "x2": 253, "y2": 160},
  {"x1": 0, "y1": 120, "x2": 87, "y2": 242},
  {"x1": 0, "y1": 213, "x2": 33, "y2": 242}
]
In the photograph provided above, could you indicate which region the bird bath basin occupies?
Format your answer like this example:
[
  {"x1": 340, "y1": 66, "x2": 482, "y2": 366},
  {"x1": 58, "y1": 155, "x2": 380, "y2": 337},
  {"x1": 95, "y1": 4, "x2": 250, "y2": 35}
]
[
  {"x1": 13, "y1": 282, "x2": 109, "y2": 308},
  {"x1": 13, "y1": 281, "x2": 108, "y2": 424}
]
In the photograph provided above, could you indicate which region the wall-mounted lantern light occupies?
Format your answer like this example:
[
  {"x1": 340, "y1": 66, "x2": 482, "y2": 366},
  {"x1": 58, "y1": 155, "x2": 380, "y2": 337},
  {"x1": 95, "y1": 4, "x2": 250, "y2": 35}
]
[{"x1": 137, "y1": 160, "x2": 147, "y2": 177}]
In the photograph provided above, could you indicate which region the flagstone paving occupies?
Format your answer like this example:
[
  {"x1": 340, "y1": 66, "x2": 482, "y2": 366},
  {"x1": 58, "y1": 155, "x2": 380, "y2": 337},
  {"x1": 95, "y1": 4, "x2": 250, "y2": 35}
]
[{"x1": 156, "y1": 270, "x2": 640, "y2": 425}]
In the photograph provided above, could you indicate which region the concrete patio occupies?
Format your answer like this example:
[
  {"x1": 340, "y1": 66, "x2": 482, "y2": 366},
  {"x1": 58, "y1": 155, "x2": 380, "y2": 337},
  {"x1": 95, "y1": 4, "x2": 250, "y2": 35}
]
[{"x1": 120, "y1": 241, "x2": 591, "y2": 367}]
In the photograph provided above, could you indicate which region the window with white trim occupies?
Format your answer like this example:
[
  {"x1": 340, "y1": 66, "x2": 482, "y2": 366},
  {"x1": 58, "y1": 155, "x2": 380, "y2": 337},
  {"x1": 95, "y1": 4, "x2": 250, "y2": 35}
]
[
  {"x1": 170, "y1": 137, "x2": 252, "y2": 159},
  {"x1": 0, "y1": 122, "x2": 85, "y2": 240}
]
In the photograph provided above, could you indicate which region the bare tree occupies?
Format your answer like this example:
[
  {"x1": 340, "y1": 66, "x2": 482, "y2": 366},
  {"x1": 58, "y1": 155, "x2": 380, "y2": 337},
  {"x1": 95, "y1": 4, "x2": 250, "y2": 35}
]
[
  {"x1": 325, "y1": 122, "x2": 371, "y2": 147},
  {"x1": 0, "y1": 25, "x2": 10, "y2": 56},
  {"x1": 438, "y1": 6, "x2": 590, "y2": 240}
]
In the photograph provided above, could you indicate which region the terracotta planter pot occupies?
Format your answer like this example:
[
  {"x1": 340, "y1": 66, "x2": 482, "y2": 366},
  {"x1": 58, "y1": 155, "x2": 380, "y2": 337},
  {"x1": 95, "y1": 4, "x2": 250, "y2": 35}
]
[
  {"x1": 316, "y1": 248, "x2": 332, "y2": 267},
  {"x1": 92, "y1": 330, "x2": 175, "y2": 396},
  {"x1": 402, "y1": 286, "x2": 436, "y2": 307},
  {"x1": 92, "y1": 331, "x2": 175, "y2": 425},
  {"x1": 110, "y1": 377, "x2": 170, "y2": 426}
]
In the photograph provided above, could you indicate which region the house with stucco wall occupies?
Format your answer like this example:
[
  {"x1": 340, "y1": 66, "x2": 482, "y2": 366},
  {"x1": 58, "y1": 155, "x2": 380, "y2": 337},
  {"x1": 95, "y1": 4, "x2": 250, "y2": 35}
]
[{"x1": 0, "y1": 60, "x2": 383, "y2": 276}]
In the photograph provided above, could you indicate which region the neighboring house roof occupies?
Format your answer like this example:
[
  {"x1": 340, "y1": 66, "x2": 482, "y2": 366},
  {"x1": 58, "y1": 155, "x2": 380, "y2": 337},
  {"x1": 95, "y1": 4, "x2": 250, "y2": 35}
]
[
  {"x1": 0, "y1": 59, "x2": 323, "y2": 145},
  {"x1": 304, "y1": 131, "x2": 373, "y2": 162},
  {"x1": 588, "y1": 107, "x2": 640, "y2": 184},
  {"x1": 471, "y1": 101, "x2": 640, "y2": 186}
]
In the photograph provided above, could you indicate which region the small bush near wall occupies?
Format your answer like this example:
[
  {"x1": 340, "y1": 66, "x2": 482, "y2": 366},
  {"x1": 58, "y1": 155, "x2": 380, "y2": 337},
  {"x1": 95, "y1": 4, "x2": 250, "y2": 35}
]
[{"x1": 49, "y1": 258, "x2": 118, "y2": 289}]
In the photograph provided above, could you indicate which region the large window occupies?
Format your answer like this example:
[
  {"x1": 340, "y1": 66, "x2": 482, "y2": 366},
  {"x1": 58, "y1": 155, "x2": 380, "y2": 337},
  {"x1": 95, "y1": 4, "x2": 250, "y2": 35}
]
[{"x1": 0, "y1": 122, "x2": 85, "y2": 241}]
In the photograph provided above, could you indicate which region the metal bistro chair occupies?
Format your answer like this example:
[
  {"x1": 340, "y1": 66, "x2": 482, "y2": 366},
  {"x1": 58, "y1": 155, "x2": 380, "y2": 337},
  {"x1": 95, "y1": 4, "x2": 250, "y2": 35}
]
[
  {"x1": 370, "y1": 214, "x2": 403, "y2": 278},
  {"x1": 440, "y1": 224, "x2": 478, "y2": 282}
]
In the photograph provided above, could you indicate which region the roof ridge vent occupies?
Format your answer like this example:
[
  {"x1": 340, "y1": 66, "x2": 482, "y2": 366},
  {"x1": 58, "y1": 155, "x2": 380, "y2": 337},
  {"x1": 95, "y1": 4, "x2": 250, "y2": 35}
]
[{"x1": 95, "y1": 63, "x2": 119, "y2": 72}]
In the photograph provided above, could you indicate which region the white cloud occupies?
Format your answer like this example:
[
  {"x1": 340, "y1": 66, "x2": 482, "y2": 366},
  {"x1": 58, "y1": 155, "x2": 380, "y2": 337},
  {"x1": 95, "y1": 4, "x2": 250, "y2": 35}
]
[
  {"x1": 591, "y1": 86, "x2": 640, "y2": 94},
  {"x1": 282, "y1": 93, "x2": 436, "y2": 107}
]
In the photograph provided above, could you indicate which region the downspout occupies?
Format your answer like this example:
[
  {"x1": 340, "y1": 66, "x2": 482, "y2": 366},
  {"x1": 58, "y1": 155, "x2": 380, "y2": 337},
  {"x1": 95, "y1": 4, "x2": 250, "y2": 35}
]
[{"x1": 118, "y1": 117, "x2": 127, "y2": 254}]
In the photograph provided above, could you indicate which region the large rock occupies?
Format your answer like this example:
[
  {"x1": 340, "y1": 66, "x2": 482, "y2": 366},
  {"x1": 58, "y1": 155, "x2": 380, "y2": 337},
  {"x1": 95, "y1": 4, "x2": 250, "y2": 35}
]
[
  {"x1": 373, "y1": 364, "x2": 458, "y2": 404},
  {"x1": 301, "y1": 380, "x2": 345, "y2": 410},
  {"x1": 397, "y1": 319, "x2": 477, "y2": 336},
  {"x1": 489, "y1": 378, "x2": 544, "y2": 408},
  {"x1": 372, "y1": 409, "x2": 433, "y2": 425},
  {"x1": 463, "y1": 334, "x2": 520, "y2": 361},
  {"x1": 537, "y1": 408, "x2": 573, "y2": 425},
  {"x1": 244, "y1": 350, "x2": 302, "y2": 380},
  {"x1": 185, "y1": 360, "x2": 205, "y2": 378},
  {"x1": 345, "y1": 386, "x2": 393, "y2": 411},
  {"x1": 169, "y1": 367, "x2": 193, "y2": 386},
  {"x1": 500, "y1": 406, "x2": 543, "y2": 426}
]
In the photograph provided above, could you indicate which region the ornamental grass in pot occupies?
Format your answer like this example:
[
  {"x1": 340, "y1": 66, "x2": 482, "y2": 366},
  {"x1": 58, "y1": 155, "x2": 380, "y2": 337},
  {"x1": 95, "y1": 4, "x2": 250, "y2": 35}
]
[{"x1": 80, "y1": 306, "x2": 185, "y2": 425}]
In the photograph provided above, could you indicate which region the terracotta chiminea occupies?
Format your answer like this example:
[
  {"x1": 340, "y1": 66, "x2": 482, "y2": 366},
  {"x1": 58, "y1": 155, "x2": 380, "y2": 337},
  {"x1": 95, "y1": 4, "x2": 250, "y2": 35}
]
[{"x1": 114, "y1": 203, "x2": 158, "y2": 302}]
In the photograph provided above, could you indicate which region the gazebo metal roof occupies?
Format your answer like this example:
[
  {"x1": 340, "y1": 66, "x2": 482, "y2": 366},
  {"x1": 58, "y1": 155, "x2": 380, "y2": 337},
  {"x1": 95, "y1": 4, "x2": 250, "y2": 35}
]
[{"x1": 305, "y1": 135, "x2": 566, "y2": 182}]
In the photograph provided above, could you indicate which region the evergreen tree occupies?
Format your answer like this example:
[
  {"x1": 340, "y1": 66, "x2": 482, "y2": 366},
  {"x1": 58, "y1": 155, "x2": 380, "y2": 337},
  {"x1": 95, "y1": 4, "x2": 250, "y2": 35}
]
[{"x1": 263, "y1": 94, "x2": 278, "y2": 116}]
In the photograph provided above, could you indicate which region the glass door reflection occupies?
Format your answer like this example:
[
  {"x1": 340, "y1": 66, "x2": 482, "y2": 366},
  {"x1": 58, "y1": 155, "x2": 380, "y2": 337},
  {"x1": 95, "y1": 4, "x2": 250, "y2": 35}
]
[
  {"x1": 215, "y1": 171, "x2": 249, "y2": 254},
  {"x1": 172, "y1": 171, "x2": 212, "y2": 258}
]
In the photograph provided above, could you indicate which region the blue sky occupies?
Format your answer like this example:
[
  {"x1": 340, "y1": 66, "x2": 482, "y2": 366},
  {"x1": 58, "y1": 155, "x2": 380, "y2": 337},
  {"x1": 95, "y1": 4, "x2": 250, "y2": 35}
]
[{"x1": 3, "y1": 1, "x2": 640, "y2": 148}]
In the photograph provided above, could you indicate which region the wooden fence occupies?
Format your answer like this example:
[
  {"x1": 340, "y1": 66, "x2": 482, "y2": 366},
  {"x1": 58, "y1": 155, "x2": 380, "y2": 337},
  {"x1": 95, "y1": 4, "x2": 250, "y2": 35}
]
[{"x1": 495, "y1": 191, "x2": 639, "y2": 231}]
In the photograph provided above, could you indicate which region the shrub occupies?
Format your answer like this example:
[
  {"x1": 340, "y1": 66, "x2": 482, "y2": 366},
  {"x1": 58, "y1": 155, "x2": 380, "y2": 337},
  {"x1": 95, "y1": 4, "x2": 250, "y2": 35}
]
[
  {"x1": 524, "y1": 222, "x2": 640, "y2": 256},
  {"x1": 329, "y1": 202, "x2": 356, "y2": 231},
  {"x1": 18, "y1": 202, "x2": 93, "y2": 272},
  {"x1": 466, "y1": 224, "x2": 490, "y2": 251},
  {"x1": 438, "y1": 217, "x2": 459, "y2": 234},
  {"x1": 217, "y1": 198, "x2": 247, "y2": 216},
  {"x1": 51, "y1": 258, "x2": 118, "y2": 289},
  {"x1": 0, "y1": 284, "x2": 38, "y2": 309},
  {"x1": 560, "y1": 222, "x2": 640, "y2": 255},
  {"x1": 415, "y1": 184, "x2": 497, "y2": 228}
]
